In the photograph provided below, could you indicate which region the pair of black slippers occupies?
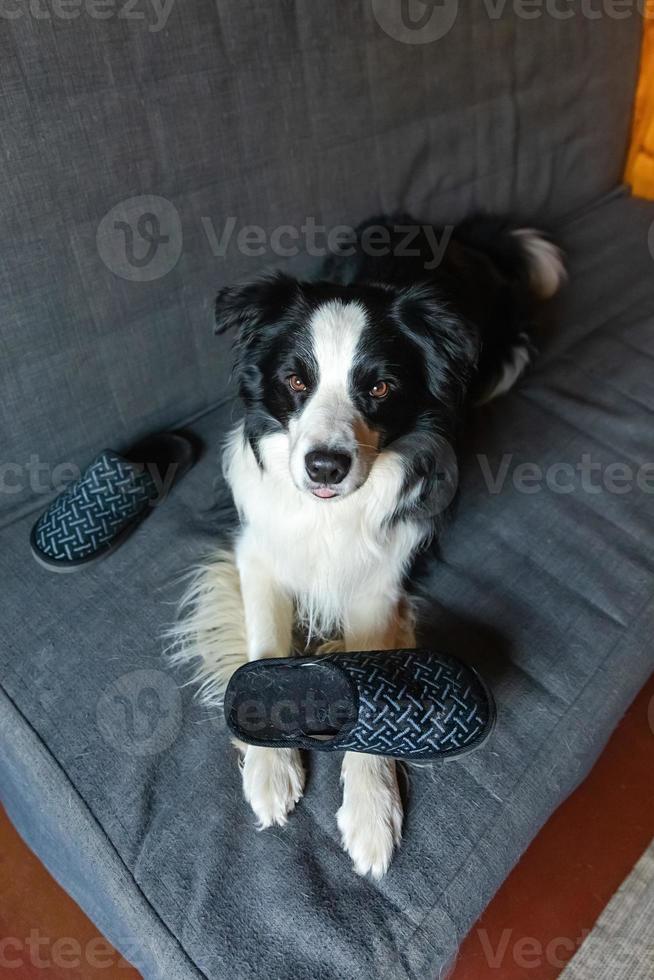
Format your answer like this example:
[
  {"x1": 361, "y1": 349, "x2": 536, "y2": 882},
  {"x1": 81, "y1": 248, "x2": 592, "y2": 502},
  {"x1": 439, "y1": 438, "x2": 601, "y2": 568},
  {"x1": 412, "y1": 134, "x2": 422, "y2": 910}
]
[{"x1": 30, "y1": 431, "x2": 495, "y2": 761}]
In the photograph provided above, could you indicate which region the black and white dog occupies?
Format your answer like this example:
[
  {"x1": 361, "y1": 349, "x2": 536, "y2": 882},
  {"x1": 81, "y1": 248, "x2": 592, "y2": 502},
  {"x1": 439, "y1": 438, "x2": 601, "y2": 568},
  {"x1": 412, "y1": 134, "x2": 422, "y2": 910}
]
[{"x1": 175, "y1": 215, "x2": 565, "y2": 878}]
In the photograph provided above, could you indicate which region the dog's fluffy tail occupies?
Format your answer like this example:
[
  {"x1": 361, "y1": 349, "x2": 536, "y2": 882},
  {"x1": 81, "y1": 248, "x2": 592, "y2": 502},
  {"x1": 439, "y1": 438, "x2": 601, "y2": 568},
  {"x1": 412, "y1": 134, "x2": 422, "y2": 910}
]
[
  {"x1": 454, "y1": 213, "x2": 567, "y2": 301},
  {"x1": 510, "y1": 227, "x2": 567, "y2": 300},
  {"x1": 167, "y1": 549, "x2": 248, "y2": 705},
  {"x1": 454, "y1": 214, "x2": 566, "y2": 405}
]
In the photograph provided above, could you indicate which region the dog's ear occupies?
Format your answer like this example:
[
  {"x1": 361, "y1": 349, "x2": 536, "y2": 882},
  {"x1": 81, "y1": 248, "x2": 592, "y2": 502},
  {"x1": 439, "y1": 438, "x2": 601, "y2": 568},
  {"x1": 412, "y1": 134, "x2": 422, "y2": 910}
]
[
  {"x1": 394, "y1": 284, "x2": 479, "y2": 403},
  {"x1": 214, "y1": 271, "x2": 298, "y2": 336}
]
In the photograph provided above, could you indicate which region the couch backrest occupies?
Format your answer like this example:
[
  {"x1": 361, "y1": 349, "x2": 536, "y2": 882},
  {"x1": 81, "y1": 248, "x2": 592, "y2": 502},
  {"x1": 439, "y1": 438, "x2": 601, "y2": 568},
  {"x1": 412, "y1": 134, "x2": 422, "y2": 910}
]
[{"x1": 0, "y1": 1, "x2": 642, "y2": 521}]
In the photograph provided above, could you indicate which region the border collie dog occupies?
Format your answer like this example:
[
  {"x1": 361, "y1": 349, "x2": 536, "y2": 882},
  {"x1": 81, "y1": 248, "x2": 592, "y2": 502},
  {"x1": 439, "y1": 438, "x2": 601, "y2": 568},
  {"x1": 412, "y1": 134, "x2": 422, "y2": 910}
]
[{"x1": 175, "y1": 214, "x2": 565, "y2": 878}]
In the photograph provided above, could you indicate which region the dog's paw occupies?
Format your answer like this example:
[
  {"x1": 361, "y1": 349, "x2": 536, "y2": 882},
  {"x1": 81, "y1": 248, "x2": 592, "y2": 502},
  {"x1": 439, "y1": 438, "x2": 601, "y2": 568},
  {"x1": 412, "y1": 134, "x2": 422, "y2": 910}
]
[
  {"x1": 337, "y1": 755, "x2": 403, "y2": 878},
  {"x1": 241, "y1": 746, "x2": 305, "y2": 829}
]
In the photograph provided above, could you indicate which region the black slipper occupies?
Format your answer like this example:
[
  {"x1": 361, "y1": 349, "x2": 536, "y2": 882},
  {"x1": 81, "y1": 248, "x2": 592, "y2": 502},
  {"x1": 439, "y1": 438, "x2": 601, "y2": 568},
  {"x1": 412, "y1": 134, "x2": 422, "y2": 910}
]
[
  {"x1": 30, "y1": 431, "x2": 195, "y2": 571},
  {"x1": 224, "y1": 649, "x2": 495, "y2": 760}
]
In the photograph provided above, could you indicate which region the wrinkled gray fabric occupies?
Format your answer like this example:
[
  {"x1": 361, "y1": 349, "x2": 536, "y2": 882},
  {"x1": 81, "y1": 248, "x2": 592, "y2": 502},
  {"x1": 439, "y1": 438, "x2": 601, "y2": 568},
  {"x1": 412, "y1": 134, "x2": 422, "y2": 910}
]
[
  {"x1": 0, "y1": 2, "x2": 642, "y2": 517},
  {"x1": 1, "y1": 195, "x2": 653, "y2": 979}
]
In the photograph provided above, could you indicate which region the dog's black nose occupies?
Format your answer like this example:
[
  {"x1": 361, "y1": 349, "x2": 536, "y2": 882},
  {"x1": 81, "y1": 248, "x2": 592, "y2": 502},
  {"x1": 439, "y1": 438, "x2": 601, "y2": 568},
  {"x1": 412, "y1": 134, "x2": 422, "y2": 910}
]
[{"x1": 305, "y1": 449, "x2": 352, "y2": 485}]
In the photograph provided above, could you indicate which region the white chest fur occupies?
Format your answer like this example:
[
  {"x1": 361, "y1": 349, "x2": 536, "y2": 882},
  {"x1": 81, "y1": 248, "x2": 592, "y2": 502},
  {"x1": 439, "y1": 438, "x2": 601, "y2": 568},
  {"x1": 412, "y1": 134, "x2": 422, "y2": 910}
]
[{"x1": 223, "y1": 424, "x2": 424, "y2": 635}]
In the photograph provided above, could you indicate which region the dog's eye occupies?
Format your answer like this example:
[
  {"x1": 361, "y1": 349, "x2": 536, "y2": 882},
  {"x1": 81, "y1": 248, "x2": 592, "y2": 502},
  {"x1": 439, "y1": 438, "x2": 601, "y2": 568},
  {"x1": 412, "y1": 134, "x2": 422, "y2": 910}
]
[
  {"x1": 288, "y1": 374, "x2": 307, "y2": 393},
  {"x1": 369, "y1": 380, "x2": 389, "y2": 399}
]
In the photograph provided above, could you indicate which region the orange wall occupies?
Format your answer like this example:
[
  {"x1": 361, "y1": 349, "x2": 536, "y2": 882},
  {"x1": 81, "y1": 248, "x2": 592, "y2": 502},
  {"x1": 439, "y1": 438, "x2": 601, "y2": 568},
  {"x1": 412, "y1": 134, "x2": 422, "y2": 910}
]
[{"x1": 625, "y1": 4, "x2": 654, "y2": 198}]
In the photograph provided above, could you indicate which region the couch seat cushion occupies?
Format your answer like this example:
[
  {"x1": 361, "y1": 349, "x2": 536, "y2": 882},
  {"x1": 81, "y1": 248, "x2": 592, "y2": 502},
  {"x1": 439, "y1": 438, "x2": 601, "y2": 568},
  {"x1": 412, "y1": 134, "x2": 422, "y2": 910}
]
[{"x1": 1, "y1": 193, "x2": 653, "y2": 980}]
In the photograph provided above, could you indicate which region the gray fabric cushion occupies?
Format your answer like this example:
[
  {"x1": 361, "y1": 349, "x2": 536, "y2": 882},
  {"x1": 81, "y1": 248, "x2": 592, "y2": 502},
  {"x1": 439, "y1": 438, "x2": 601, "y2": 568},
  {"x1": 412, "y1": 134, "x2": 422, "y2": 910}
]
[
  {"x1": 0, "y1": 4, "x2": 641, "y2": 518},
  {"x1": 1, "y1": 194, "x2": 653, "y2": 979}
]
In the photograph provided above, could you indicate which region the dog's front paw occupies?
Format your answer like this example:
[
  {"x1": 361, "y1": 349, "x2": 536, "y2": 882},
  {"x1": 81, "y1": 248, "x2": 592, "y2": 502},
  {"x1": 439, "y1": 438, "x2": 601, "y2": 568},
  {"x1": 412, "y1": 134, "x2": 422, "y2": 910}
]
[
  {"x1": 241, "y1": 746, "x2": 305, "y2": 829},
  {"x1": 337, "y1": 755, "x2": 403, "y2": 878}
]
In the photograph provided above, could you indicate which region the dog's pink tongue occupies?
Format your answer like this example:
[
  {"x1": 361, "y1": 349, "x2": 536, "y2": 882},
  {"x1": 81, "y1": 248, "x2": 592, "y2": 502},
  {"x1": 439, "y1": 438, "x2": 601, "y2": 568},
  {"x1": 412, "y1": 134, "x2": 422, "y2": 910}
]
[{"x1": 313, "y1": 488, "x2": 337, "y2": 499}]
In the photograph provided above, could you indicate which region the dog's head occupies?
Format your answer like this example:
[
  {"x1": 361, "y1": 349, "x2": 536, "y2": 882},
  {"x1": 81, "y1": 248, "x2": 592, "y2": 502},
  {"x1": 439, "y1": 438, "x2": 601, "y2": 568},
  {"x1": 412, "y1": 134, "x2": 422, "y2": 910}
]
[{"x1": 215, "y1": 273, "x2": 478, "y2": 504}]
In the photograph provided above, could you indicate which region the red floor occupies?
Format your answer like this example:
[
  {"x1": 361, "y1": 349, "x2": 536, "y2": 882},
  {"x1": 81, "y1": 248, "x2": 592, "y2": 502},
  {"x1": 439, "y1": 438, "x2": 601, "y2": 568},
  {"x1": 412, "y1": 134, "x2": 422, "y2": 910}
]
[
  {"x1": 450, "y1": 674, "x2": 654, "y2": 979},
  {"x1": 0, "y1": 815, "x2": 139, "y2": 979},
  {"x1": 1, "y1": 675, "x2": 652, "y2": 979}
]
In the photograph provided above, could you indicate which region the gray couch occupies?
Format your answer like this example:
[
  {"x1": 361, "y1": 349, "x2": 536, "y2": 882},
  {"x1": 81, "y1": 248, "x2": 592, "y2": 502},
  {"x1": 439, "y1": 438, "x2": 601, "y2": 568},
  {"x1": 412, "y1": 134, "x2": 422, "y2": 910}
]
[{"x1": 2, "y1": 4, "x2": 653, "y2": 979}]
